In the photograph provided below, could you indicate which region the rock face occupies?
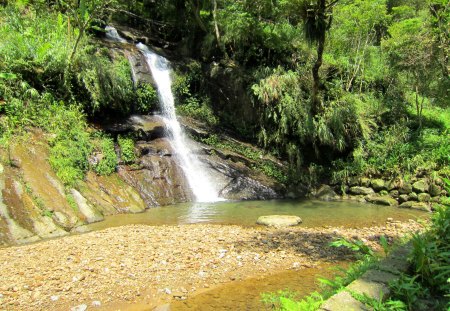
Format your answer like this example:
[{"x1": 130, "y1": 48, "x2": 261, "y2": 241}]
[
  {"x1": 256, "y1": 215, "x2": 302, "y2": 228},
  {"x1": 0, "y1": 131, "x2": 147, "y2": 246}
]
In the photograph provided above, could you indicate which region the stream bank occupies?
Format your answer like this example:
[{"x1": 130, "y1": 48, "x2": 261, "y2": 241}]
[{"x1": 0, "y1": 221, "x2": 424, "y2": 311}]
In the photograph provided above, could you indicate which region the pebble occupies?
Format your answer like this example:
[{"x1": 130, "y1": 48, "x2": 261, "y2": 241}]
[
  {"x1": 50, "y1": 295, "x2": 59, "y2": 301},
  {"x1": 92, "y1": 300, "x2": 101, "y2": 307},
  {"x1": 70, "y1": 304, "x2": 87, "y2": 311},
  {"x1": 0, "y1": 222, "x2": 425, "y2": 310}
]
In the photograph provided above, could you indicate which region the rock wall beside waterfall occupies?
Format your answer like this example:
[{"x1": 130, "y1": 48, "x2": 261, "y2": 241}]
[{"x1": 0, "y1": 123, "x2": 284, "y2": 245}]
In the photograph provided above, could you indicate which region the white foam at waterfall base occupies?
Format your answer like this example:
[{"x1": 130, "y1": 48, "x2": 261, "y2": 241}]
[{"x1": 137, "y1": 43, "x2": 223, "y2": 203}]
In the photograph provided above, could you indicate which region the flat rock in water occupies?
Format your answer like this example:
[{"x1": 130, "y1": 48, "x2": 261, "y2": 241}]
[{"x1": 256, "y1": 215, "x2": 302, "y2": 228}]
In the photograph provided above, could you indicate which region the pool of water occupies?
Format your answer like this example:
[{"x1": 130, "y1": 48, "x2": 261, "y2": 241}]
[
  {"x1": 86, "y1": 199, "x2": 427, "y2": 231},
  {"x1": 171, "y1": 262, "x2": 346, "y2": 311}
]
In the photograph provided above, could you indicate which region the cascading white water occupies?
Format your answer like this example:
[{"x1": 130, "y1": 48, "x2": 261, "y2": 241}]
[
  {"x1": 105, "y1": 26, "x2": 127, "y2": 43},
  {"x1": 136, "y1": 43, "x2": 223, "y2": 202}
]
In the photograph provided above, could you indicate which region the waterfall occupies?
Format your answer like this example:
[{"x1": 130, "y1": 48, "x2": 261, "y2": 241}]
[
  {"x1": 105, "y1": 26, "x2": 127, "y2": 43},
  {"x1": 136, "y1": 44, "x2": 222, "y2": 202},
  {"x1": 104, "y1": 26, "x2": 222, "y2": 202}
]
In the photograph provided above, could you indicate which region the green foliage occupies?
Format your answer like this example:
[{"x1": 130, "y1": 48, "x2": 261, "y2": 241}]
[
  {"x1": 261, "y1": 290, "x2": 323, "y2": 311},
  {"x1": 350, "y1": 291, "x2": 407, "y2": 311},
  {"x1": 93, "y1": 136, "x2": 118, "y2": 176},
  {"x1": 177, "y1": 97, "x2": 218, "y2": 126},
  {"x1": 329, "y1": 238, "x2": 375, "y2": 257},
  {"x1": 75, "y1": 54, "x2": 135, "y2": 114},
  {"x1": 117, "y1": 135, "x2": 136, "y2": 164},
  {"x1": 135, "y1": 82, "x2": 158, "y2": 113},
  {"x1": 45, "y1": 102, "x2": 92, "y2": 187}
]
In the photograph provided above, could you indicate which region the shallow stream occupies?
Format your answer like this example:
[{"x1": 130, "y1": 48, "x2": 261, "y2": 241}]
[{"x1": 87, "y1": 199, "x2": 426, "y2": 231}]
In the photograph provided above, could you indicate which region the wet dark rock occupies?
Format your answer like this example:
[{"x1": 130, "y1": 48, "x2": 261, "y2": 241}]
[
  {"x1": 313, "y1": 185, "x2": 338, "y2": 201},
  {"x1": 219, "y1": 175, "x2": 279, "y2": 200}
]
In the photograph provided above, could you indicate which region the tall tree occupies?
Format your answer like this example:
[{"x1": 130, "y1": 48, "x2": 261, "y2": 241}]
[{"x1": 300, "y1": 0, "x2": 339, "y2": 115}]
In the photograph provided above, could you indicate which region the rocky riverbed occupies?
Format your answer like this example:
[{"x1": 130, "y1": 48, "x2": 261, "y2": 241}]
[{"x1": 0, "y1": 220, "x2": 424, "y2": 310}]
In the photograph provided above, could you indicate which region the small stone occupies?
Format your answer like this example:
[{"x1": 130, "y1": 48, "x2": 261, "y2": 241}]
[
  {"x1": 164, "y1": 288, "x2": 172, "y2": 295},
  {"x1": 386, "y1": 218, "x2": 393, "y2": 222},
  {"x1": 50, "y1": 295, "x2": 59, "y2": 302},
  {"x1": 92, "y1": 300, "x2": 101, "y2": 307},
  {"x1": 71, "y1": 304, "x2": 88, "y2": 311}
]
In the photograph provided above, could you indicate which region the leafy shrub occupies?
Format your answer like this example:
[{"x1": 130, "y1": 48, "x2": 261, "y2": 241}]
[
  {"x1": 176, "y1": 97, "x2": 218, "y2": 126},
  {"x1": 136, "y1": 82, "x2": 158, "y2": 113},
  {"x1": 93, "y1": 137, "x2": 118, "y2": 176},
  {"x1": 261, "y1": 290, "x2": 323, "y2": 311},
  {"x1": 118, "y1": 135, "x2": 136, "y2": 164},
  {"x1": 75, "y1": 54, "x2": 135, "y2": 114}
]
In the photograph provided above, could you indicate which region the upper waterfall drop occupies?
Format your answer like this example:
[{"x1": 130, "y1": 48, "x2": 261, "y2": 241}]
[
  {"x1": 136, "y1": 43, "x2": 223, "y2": 203},
  {"x1": 105, "y1": 26, "x2": 127, "y2": 43}
]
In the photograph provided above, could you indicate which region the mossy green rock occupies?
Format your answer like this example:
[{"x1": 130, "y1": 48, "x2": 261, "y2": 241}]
[
  {"x1": 349, "y1": 186, "x2": 374, "y2": 195},
  {"x1": 408, "y1": 192, "x2": 418, "y2": 201},
  {"x1": 370, "y1": 179, "x2": 386, "y2": 191},
  {"x1": 360, "y1": 177, "x2": 371, "y2": 187},
  {"x1": 398, "y1": 183, "x2": 412, "y2": 194},
  {"x1": 429, "y1": 184, "x2": 441, "y2": 197},
  {"x1": 417, "y1": 193, "x2": 431, "y2": 203},
  {"x1": 366, "y1": 195, "x2": 398, "y2": 206},
  {"x1": 412, "y1": 179, "x2": 429, "y2": 193}
]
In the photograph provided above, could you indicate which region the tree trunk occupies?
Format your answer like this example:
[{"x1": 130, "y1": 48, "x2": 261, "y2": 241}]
[{"x1": 311, "y1": 0, "x2": 326, "y2": 115}]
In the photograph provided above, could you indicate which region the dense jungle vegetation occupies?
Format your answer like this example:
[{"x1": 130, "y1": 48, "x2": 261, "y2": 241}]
[
  {"x1": 0, "y1": 1, "x2": 448, "y2": 310},
  {"x1": 118, "y1": 0, "x2": 449, "y2": 185},
  {"x1": 0, "y1": 0, "x2": 448, "y2": 186}
]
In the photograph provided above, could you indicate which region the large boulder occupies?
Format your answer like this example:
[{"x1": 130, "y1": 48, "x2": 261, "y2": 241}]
[
  {"x1": 417, "y1": 193, "x2": 431, "y2": 203},
  {"x1": 429, "y1": 184, "x2": 441, "y2": 197},
  {"x1": 366, "y1": 195, "x2": 398, "y2": 206},
  {"x1": 398, "y1": 183, "x2": 412, "y2": 194},
  {"x1": 370, "y1": 179, "x2": 386, "y2": 192},
  {"x1": 412, "y1": 180, "x2": 429, "y2": 193},
  {"x1": 399, "y1": 201, "x2": 431, "y2": 212},
  {"x1": 256, "y1": 215, "x2": 302, "y2": 228},
  {"x1": 314, "y1": 185, "x2": 338, "y2": 201},
  {"x1": 350, "y1": 186, "x2": 375, "y2": 195}
]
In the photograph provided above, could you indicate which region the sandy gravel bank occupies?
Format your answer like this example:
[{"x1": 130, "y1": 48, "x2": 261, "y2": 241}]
[{"x1": 0, "y1": 221, "x2": 423, "y2": 310}]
